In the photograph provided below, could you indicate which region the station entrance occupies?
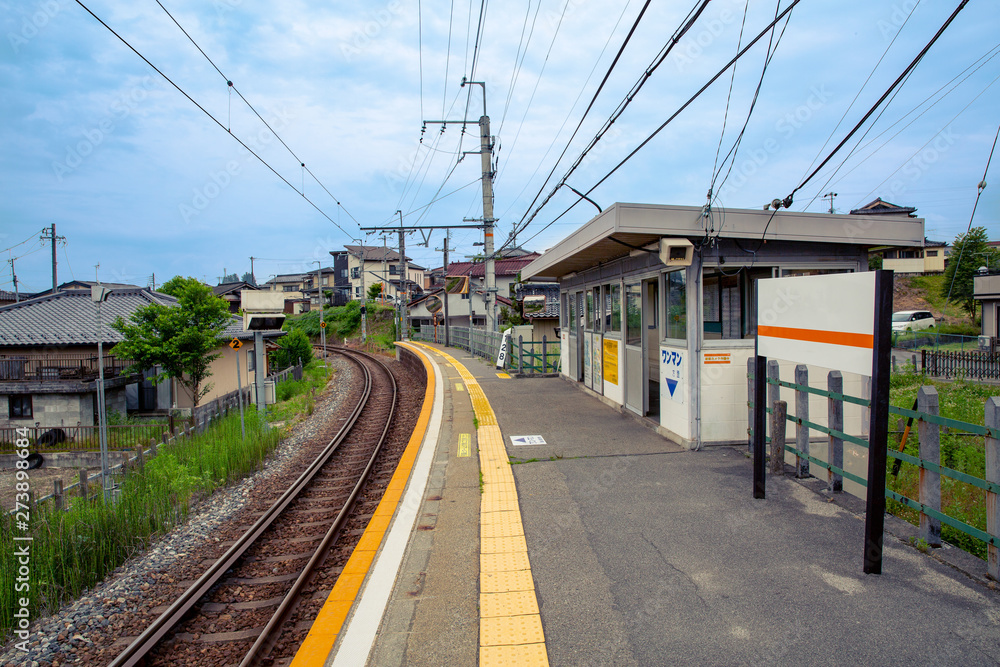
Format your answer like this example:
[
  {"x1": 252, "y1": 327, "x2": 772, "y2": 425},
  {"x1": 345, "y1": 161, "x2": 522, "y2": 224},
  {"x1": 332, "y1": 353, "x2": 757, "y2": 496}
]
[{"x1": 624, "y1": 277, "x2": 660, "y2": 417}]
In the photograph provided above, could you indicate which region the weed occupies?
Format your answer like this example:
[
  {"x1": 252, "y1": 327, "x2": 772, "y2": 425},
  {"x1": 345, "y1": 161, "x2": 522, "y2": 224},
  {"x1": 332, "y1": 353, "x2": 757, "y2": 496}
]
[{"x1": 473, "y1": 415, "x2": 480, "y2": 430}]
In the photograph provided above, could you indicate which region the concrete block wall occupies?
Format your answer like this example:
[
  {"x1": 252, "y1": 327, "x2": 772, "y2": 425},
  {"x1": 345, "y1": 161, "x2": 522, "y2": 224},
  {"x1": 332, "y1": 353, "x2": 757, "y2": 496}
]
[{"x1": 34, "y1": 394, "x2": 90, "y2": 428}]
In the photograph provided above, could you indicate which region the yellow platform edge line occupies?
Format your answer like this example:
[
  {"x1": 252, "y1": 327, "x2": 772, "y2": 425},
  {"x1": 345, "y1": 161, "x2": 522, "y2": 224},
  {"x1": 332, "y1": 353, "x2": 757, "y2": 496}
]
[
  {"x1": 416, "y1": 345, "x2": 548, "y2": 665},
  {"x1": 289, "y1": 343, "x2": 437, "y2": 667}
]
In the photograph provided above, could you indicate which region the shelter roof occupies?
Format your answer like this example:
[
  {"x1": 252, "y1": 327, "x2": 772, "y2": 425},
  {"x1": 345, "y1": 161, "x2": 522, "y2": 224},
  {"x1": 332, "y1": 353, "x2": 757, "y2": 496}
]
[{"x1": 522, "y1": 202, "x2": 925, "y2": 281}]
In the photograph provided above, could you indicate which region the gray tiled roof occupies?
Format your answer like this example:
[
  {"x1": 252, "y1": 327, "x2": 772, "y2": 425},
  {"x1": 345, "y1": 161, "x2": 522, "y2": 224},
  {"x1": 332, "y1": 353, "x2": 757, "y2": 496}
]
[
  {"x1": 0, "y1": 289, "x2": 285, "y2": 347},
  {"x1": 344, "y1": 245, "x2": 411, "y2": 262},
  {"x1": 0, "y1": 288, "x2": 177, "y2": 346}
]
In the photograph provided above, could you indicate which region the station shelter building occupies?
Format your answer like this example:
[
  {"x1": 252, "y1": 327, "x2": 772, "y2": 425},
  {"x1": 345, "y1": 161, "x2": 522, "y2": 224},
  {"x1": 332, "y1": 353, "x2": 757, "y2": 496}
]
[{"x1": 521, "y1": 202, "x2": 924, "y2": 452}]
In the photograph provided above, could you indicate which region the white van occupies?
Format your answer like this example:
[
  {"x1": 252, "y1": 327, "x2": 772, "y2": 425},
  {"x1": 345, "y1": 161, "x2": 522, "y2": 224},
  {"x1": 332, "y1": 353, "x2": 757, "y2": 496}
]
[{"x1": 891, "y1": 310, "x2": 936, "y2": 332}]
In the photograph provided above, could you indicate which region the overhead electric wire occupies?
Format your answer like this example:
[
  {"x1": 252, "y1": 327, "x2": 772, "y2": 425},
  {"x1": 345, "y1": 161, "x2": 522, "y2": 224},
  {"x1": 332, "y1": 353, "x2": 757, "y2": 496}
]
[
  {"x1": 946, "y1": 122, "x2": 999, "y2": 302},
  {"x1": 711, "y1": 1, "x2": 792, "y2": 201},
  {"x1": 505, "y1": 0, "x2": 653, "y2": 227},
  {"x1": 493, "y1": 0, "x2": 572, "y2": 181},
  {"x1": 848, "y1": 69, "x2": 1000, "y2": 208},
  {"x1": 497, "y1": 1, "x2": 634, "y2": 218},
  {"x1": 76, "y1": 0, "x2": 359, "y2": 239},
  {"x1": 785, "y1": 0, "x2": 970, "y2": 203},
  {"x1": 153, "y1": 0, "x2": 360, "y2": 226},
  {"x1": 797, "y1": 0, "x2": 922, "y2": 184},
  {"x1": 442, "y1": 0, "x2": 455, "y2": 116},
  {"x1": 418, "y1": 0, "x2": 425, "y2": 120},
  {"x1": 497, "y1": 0, "x2": 541, "y2": 136},
  {"x1": 510, "y1": 0, "x2": 714, "y2": 245},
  {"x1": 709, "y1": 0, "x2": 750, "y2": 191},
  {"x1": 0, "y1": 228, "x2": 45, "y2": 257},
  {"x1": 514, "y1": 0, "x2": 797, "y2": 249},
  {"x1": 821, "y1": 43, "x2": 1000, "y2": 200}
]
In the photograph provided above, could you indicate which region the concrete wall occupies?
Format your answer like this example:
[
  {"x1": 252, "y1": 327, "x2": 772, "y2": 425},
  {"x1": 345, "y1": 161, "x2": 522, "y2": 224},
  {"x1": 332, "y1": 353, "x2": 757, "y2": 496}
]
[{"x1": 883, "y1": 257, "x2": 925, "y2": 273}]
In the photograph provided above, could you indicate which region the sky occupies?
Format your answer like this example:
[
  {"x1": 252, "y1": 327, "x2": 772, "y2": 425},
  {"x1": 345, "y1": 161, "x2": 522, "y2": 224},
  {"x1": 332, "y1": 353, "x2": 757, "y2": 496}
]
[{"x1": 2, "y1": 0, "x2": 998, "y2": 294}]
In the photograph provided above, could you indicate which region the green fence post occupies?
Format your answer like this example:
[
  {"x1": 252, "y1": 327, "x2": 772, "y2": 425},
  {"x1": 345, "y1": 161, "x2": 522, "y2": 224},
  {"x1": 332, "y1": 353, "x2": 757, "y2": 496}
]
[
  {"x1": 918, "y1": 385, "x2": 941, "y2": 547},
  {"x1": 986, "y1": 397, "x2": 999, "y2": 580},
  {"x1": 542, "y1": 336, "x2": 548, "y2": 373}
]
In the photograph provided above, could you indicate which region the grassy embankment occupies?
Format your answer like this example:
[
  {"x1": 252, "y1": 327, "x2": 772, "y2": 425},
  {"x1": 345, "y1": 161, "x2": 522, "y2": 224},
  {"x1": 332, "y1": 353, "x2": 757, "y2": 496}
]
[
  {"x1": 887, "y1": 370, "x2": 996, "y2": 559},
  {"x1": 283, "y1": 300, "x2": 398, "y2": 352},
  {"x1": 0, "y1": 357, "x2": 336, "y2": 639}
]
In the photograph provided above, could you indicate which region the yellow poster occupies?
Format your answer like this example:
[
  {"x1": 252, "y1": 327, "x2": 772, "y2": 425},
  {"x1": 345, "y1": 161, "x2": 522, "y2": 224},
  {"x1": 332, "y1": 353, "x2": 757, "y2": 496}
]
[{"x1": 603, "y1": 338, "x2": 619, "y2": 386}]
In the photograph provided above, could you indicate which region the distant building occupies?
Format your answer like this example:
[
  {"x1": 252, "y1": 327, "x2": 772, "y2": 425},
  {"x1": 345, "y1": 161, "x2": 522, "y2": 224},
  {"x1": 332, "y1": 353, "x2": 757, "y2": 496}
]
[
  {"x1": 341, "y1": 245, "x2": 425, "y2": 303},
  {"x1": 213, "y1": 280, "x2": 259, "y2": 313},
  {"x1": 853, "y1": 199, "x2": 947, "y2": 273}
]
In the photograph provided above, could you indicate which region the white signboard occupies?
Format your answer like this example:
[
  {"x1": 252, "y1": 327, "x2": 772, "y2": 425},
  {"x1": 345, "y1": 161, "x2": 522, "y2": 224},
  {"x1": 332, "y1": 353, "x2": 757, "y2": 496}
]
[
  {"x1": 757, "y1": 272, "x2": 875, "y2": 376},
  {"x1": 495, "y1": 329, "x2": 511, "y2": 369},
  {"x1": 511, "y1": 435, "x2": 547, "y2": 446},
  {"x1": 660, "y1": 348, "x2": 684, "y2": 404}
]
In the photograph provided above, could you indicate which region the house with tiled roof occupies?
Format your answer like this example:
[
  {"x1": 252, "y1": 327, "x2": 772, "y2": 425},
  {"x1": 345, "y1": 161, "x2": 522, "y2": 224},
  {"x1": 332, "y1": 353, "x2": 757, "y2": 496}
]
[
  {"x1": 0, "y1": 287, "x2": 283, "y2": 430},
  {"x1": 852, "y1": 199, "x2": 948, "y2": 273},
  {"x1": 213, "y1": 280, "x2": 259, "y2": 313},
  {"x1": 407, "y1": 253, "x2": 542, "y2": 331}
]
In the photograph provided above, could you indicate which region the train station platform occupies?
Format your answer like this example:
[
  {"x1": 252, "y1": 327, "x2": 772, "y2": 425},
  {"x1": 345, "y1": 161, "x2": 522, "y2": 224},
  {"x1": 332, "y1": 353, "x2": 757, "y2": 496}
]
[{"x1": 296, "y1": 341, "x2": 1000, "y2": 666}]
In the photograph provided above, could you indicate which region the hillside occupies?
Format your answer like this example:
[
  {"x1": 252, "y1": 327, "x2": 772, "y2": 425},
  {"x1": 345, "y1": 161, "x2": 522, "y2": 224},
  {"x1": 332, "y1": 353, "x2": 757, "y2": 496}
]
[{"x1": 893, "y1": 274, "x2": 977, "y2": 331}]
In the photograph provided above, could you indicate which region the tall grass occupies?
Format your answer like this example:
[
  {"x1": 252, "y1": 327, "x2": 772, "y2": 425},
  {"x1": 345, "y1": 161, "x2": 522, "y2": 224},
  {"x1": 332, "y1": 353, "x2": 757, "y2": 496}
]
[
  {"x1": 887, "y1": 370, "x2": 995, "y2": 559},
  {"x1": 0, "y1": 410, "x2": 280, "y2": 637}
]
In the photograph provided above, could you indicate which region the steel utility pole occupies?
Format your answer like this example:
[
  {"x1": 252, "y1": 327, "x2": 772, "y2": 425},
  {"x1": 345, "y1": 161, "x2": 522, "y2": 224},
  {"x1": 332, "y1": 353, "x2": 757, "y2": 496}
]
[
  {"x1": 823, "y1": 192, "x2": 838, "y2": 214},
  {"x1": 440, "y1": 231, "x2": 451, "y2": 347},
  {"x1": 8, "y1": 259, "x2": 19, "y2": 303},
  {"x1": 40, "y1": 224, "x2": 65, "y2": 292},
  {"x1": 249, "y1": 256, "x2": 256, "y2": 284},
  {"x1": 397, "y1": 210, "x2": 409, "y2": 341}
]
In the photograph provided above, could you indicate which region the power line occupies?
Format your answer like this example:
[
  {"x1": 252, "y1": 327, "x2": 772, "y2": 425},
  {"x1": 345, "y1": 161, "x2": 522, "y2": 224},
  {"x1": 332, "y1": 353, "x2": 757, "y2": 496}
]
[
  {"x1": 506, "y1": 0, "x2": 654, "y2": 231},
  {"x1": 797, "y1": 0, "x2": 923, "y2": 184},
  {"x1": 709, "y1": 0, "x2": 750, "y2": 192},
  {"x1": 153, "y1": 0, "x2": 360, "y2": 226},
  {"x1": 786, "y1": 0, "x2": 971, "y2": 203},
  {"x1": 822, "y1": 44, "x2": 1000, "y2": 203},
  {"x1": 515, "y1": 0, "x2": 798, "y2": 249},
  {"x1": 73, "y1": 0, "x2": 360, "y2": 239},
  {"x1": 711, "y1": 1, "x2": 792, "y2": 201},
  {"x1": 510, "y1": 0, "x2": 714, "y2": 245},
  {"x1": 946, "y1": 122, "x2": 998, "y2": 302}
]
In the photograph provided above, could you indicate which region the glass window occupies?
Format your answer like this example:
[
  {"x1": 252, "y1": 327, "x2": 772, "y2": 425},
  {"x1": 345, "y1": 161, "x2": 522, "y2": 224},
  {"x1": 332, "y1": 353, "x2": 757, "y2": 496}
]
[
  {"x1": 585, "y1": 289, "x2": 594, "y2": 331},
  {"x1": 625, "y1": 283, "x2": 642, "y2": 346},
  {"x1": 568, "y1": 293, "x2": 577, "y2": 334},
  {"x1": 606, "y1": 284, "x2": 621, "y2": 333},
  {"x1": 9, "y1": 395, "x2": 32, "y2": 419},
  {"x1": 664, "y1": 270, "x2": 686, "y2": 339},
  {"x1": 703, "y1": 267, "x2": 775, "y2": 339}
]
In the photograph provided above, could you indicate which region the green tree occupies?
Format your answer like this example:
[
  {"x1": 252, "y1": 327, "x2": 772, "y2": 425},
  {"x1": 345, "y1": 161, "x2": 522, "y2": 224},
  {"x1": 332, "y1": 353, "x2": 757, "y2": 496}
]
[
  {"x1": 158, "y1": 275, "x2": 190, "y2": 297},
  {"x1": 368, "y1": 282, "x2": 383, "y2": 301},
  {"x1": 941, "y1": 226, "x2": 997, "y2": 320},
  {"x1": 272, "y1": 328, "x2": 313, "y2": 369},
  {"x1": 111, "y1": 277, "x2": 232, "y2": 408}
]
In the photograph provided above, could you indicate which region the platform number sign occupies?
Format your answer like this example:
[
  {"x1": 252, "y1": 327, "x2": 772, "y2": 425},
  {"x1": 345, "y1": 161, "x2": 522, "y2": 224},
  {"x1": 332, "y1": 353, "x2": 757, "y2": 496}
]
[
  {"x1": 660, "y1": 348, "x2": 684, "y2": 404},
  {"x1": 228, "y1": 338, "x2": 242, "y2": 351},
  {"x1": 495, "y1": 329, "x2": 511, "y2": 369}
]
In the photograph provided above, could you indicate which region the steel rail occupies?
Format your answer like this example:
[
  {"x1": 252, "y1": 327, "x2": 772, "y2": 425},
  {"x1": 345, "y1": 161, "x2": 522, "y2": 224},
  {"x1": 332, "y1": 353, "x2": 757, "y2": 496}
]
[
  {"x1": 109, "y1": 351, "x2": 375, "y2": 667},
  {"x1": 241, "y1": 347, "x2": 398, "y2": 666}
]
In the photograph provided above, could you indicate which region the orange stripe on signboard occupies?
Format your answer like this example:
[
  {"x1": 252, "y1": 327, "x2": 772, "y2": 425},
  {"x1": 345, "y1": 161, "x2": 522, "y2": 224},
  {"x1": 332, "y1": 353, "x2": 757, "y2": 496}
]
[{"x1": 757, "y1": 325, "x2": 873, "y2": 349}]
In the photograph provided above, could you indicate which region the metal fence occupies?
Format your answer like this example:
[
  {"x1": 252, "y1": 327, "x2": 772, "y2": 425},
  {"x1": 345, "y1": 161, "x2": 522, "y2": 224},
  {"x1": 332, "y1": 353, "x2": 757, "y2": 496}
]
[
  {"x1": 0, "y1": 423, "x2": 168, "y2": 453},
  {"x1": 413, "y1": 325, "x2": 506, "y2": 365},
  {"x1": 748, "y1": 359, "x2": 1000, "y2": 576},
  {"x1": 892, "y1": 331, "x2": 982, "y2": 352},
  {"x1": 921, "y1": 349, "x2": 1000, "y2": 380},
  {"x1": 511, "y1": 335, "x2": 561, "y2": 374}
]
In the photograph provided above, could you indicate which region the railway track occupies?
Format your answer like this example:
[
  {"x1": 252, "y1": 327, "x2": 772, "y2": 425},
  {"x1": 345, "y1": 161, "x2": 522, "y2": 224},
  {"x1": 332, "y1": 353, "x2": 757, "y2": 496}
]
[{"x1": 110, "y1": 347, "x2": 399, "y2": 667}]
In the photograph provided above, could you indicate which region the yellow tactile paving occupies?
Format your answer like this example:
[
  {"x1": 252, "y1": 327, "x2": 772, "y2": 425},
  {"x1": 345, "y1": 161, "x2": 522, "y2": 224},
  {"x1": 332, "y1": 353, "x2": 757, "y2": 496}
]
[
  {"x1": 480, "y1": 590, "x2": 540, "y2": 617},
  {"x1": 480, "y1": 614, "x2": 546, "y2": 646},
  {"x1": 480, "y1": 569, "x2": 535, "y2": 593},
  {"x1": 481, "y1": 551, "x2": 531, "y2": 573},
  {"x1": 480, "y1": 643, "x2": 549, "y2": 666},
  {"x1": 410, "y1": 344, "x2": 548, "y2": 666}
]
